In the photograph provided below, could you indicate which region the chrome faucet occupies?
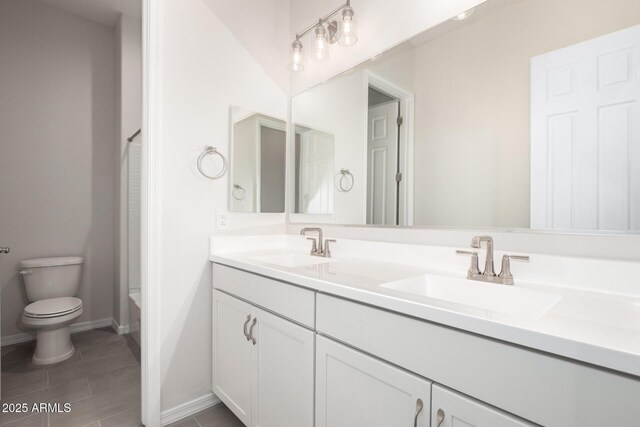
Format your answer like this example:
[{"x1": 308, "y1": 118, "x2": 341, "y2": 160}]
[
  {"x1": 471, "y1": 235, "x2": 496, "y2": 277},
  {"x1": 300, "y1": 227, "x2": 335, "y2": 257},
  {"x1": 457, "y1": 235, "x2": 529, "y2": 285}
]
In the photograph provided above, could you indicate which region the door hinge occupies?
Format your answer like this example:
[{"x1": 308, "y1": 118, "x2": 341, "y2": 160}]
[
  {"x1": 397, "y1": 116, "x2": 404, "y2": 126},
  {"x1": 395, "y1": 172, "x2": 403, "y2": 182}
]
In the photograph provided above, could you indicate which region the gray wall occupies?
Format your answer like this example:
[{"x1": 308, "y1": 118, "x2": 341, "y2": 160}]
[
  {"x1": 260, "y1": 127, "x2": 286, "y2": 213},
  {"x1": 0, "y1": 0, "x2": 116, "y2": 338}
]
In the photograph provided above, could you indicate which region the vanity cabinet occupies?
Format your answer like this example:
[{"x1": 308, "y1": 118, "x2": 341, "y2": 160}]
[
  {"x1": 316, "y1": 335, "x2": 431, "y2": 427},
  {"x1": 213, "y1": 290, "x2": 314, "y2": 427},
  {"x1": 431, "y1": 385, "x2": 534, "y2": 427}
]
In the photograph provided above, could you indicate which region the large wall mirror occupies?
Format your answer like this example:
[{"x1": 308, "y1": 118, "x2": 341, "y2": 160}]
[
  {"x1": 290, "y1": 0, "x2": 640, "y2": 233},
  {"x1": 230, "y1": 107, "x2": 286, "y2": 213}
]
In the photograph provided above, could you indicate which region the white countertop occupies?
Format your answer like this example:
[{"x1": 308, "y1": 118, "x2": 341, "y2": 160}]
[{"x1": 210, "y1": 242, "x2": 640, "y2": 378}]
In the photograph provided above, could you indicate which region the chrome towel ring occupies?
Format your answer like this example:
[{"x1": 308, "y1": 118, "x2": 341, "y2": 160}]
[
  {"x1": 335, "y1": 169, "x2": 354, "y2": 192},
  {"x1": 197, "y1": 146, "x2": 227, "y2": 180},
  {"x1": 232, "y1": 184, "x2": 246, "y2": 201}
]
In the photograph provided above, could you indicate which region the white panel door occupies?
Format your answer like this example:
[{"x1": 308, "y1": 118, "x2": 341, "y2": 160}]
[
  {"x1": 251, "y1": 308, "x2": 314, "y2": 427},
  {"x1": 212, "y1": 290, "x2": 253, "y2": 426},
  {"x1": 299, "y1": 130, "x2": 335, "y2": 214},
  {"x1": 431, "y1": 385, "x2": 534, "y2": 427},
  {"x1": 367, "y1": 101, "x2": 399, "y2": 225},
  {"x1": 316, "y1": 335, "x2": 431, "y2": 427},
  {"x1": 531, "y1": 24, "x2": 640, "y2": 231}
]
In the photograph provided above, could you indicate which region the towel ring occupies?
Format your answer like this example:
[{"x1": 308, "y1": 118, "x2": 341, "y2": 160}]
[
  {"x1": 232, "y1": 184, "x2": 246, "y2": 201},
  {"x1": 197, "y1": 146, "x2": 227, "y2": 180},
  {"x1": 336, "y1": 169, "x2": 354, "y2": 192}
]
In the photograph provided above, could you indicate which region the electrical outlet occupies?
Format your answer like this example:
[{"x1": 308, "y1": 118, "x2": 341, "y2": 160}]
[{"x1": 216, "y1": 209, "x2": 228, "y2": 230}]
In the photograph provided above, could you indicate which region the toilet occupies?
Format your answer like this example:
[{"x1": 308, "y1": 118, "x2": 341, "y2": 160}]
[{"x1": 20, "y1": 256, "x2": 84, "y2": 365}]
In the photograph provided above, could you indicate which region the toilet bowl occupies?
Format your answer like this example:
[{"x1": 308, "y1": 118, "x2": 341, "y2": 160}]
[{"x1": 20, "y1": 256, "x2": 83, "y2": 365}]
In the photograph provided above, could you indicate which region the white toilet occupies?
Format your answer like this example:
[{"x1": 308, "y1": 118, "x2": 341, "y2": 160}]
[{"x1": 20, "y1": 256, "x2": 84, "y2": 365}]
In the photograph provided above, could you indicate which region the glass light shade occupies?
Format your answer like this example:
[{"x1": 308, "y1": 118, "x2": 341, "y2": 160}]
[
  {"x1": 287, "y1": 40, "x2": 305, "y2": 72},
  {"x1": 338, "y1": 6, "x2": 358, "y2": 47},
  {"x1": 312, "y1": 25, "x2": 330, "y2": 62},
  {"x1": 452, "y1": 8, "x2": 475, "y2": 21}
]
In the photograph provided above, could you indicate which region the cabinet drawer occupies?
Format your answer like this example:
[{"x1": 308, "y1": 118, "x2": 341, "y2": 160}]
[
  {"x1": 317, "y1": 293, "x2": 640, "y2": 427},
  {"x1": 316, "y1": 335, "x2": 431, "y2": 427},
  {"x1": 213, "y1": 263, "x2": 315, "y2": 328},
  {"x1": 432, "y1": 385, "x2": 533, "y2": 427}
]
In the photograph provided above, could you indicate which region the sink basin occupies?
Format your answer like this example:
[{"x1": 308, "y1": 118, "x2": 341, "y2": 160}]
[
  {"x1": 249, "y1": 253, "x2": 336, "y2": 268},
  {"x1": 381, "y1": 274, "x2": 561, "y2": 320}
]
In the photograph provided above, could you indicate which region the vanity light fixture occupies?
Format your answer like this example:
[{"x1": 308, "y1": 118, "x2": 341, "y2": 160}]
[
  {"x1": 287, "y1": 37, "x2": 305, "y2": 72},
  {"x1": 288, "y1": 0, "x2": 358, "y2": 72},
  {"x1": 313, "y1": 22, "x2": 330, "y2": 62},
  {"x1": 452, "y1": 7, "x2": 475, "y2": 21}
]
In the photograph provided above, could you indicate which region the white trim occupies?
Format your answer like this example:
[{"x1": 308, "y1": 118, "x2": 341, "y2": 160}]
[
  {"x1": 160, "y1": 393, "x2": 221, "y2": 426},
  {"x1": 1, "y1": 317, "x2": 113, "y2": 347},
  {"x1": 142, "y1": 0, "x2": 162, "y2": 426},
  {"x1": 111, "y1": 317, "x2": 130, "y2": 336},
  {"x1": 366, "y1": 71, "x2": 415, "y2": 227}
]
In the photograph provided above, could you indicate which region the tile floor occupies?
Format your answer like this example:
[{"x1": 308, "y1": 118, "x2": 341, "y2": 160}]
[
  {"x1": 1, "y1": 328, "x2": 140, "y2": 427},
  {"x1": 165, "y1": 405, "x2": 243, "y2": 427},
  {"x1": 1, "y1": 327, "x2": 244, "y2": 427}
]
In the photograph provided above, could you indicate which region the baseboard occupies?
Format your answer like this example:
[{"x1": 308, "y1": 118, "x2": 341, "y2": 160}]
[
  {"x1": 111, "y1": 317, "x2": 130, "y2": 336},
  {"x1": 1, "y1": 317, "x2": 113, "y2": 347},
  {"x1": 161, "y1": 393, "x2": 221, "y2": 426}
]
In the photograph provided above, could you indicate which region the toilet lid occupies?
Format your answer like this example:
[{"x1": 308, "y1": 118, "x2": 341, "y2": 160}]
[{"x1": 24, "y1": 297, "x2": 82, "y2": 318}]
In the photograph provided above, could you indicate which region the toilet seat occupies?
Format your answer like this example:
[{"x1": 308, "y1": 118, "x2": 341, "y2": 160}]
[{"x1": 24, "y1": 297, "x2": 82, "y2": 319}]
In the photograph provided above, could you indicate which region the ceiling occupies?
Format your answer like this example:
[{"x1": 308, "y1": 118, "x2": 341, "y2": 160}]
[{"x1": 36, "y1": 0, "x2": 141, "y2": 27}]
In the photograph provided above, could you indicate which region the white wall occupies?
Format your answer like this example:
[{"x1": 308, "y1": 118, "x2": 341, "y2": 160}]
[
  {"x1": 413, "y1": 0, "x2": 640, "y2": 228},
  {"x1": 158, "y1": 0, "x2": 287, "y2": 412},
  {"x1": 292, "y1": 71, "x2": 367, "y2": 224},
  {"x1": 115, "y1": 13, "x2": 143, "y2": 331},
  {"x1": 0, "y1": 0, "x2": 116, "y2": 338},
  {"x1": 200, "y1": 0, "x2": 291, "y2": 94}
]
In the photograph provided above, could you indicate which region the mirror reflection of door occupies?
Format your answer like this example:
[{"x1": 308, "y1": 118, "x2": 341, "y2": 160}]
[{"x1": 367, "y1": 88, "x2": 401, "y2": 225}]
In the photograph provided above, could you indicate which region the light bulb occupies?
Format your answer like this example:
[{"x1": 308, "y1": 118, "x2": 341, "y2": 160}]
[
  {"x1": 338, "y1": 5, "x2": 358, "y2": 47},
  {"x1": 312, "y1": 25, "x2": 329, "y2": 62},
  {"x1": 287, "y1": 39, "x2": 305, "y2": 72}
]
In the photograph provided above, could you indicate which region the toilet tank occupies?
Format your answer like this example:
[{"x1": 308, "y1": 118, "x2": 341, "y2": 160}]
[{"x1": 20, "y1": 257, "x2": 83, "y2": 302}]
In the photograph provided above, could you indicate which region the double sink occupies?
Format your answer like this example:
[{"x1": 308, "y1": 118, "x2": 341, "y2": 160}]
[{"x1": 249, "y1": 251, "x2": 561, "y2": 321}]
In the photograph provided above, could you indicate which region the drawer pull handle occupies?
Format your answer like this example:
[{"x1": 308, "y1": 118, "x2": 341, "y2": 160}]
[
  {"x1": 249, "y1": 318, "x2": 257, "y2": 345},
  {"x1": 414, "y1": 398, "x2": 423, "y2": 427},
  {"x1": 243, "y1": 315, "x2": 251, "y2": 341},
  {"x1": 436, "y1": 408, "x2": 445, "y2": 427}
]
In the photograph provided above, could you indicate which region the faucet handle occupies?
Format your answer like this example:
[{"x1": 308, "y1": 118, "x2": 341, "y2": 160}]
[
  {"x1": 306, "y1": 237, "x2": 318, "y2": 254},
  {"x1": 456, "y1": 250, "x2": 480, "y2": 276},
  {"x1": 323, "y1": 239, "x2": 336, "y2": 258},
  {"x1": 499, "y1": 255, "x2": 530, "y2": 285}
]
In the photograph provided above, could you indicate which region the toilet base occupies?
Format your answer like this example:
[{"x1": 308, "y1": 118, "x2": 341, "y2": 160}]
[{"x1": 32, "y1": 327, "x2": 75, "y2": 365}]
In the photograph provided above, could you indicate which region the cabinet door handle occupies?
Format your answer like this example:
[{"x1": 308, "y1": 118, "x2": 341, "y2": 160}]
[
  {"x1": 436, "y1": 408, "x2": 445, "y2": 427},
  {"x1": 248, "y1": 318, "x2": 257, "y2": 345},
  {"x1": 413, "y1": 398, "x2": 423, "y2": 427},
  {"x1": 243, "y1": 315, "x2": 251, "y2": 341}
]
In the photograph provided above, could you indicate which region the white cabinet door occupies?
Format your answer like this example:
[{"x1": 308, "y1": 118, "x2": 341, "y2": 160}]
[
  {"x1": 316, "y1": 335, "x2": 431, "y2": 427},
  {"x1": 251, "y1": 308, "x2": 314, "y2": 427},
  {"x1": 213, "y1": 290, "x2": 253, "y2": 426},
  {"x1": 431, "y1": 385, "x2": 534, "y2": 427}
]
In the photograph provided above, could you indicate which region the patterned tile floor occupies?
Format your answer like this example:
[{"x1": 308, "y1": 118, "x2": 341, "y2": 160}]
[{"x1": 1, "y1": 328, "x2": 140, "y2": 427}]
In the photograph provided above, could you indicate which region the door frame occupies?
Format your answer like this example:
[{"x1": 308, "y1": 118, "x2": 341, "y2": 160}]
[
  {"x1": 365, "y1": 71, "x2": 414, "y2": 226},
  {"x1": 141, "y1": 0, "x2": 162, "y2": 425},
  {"x1": 254, "y1": 117, "x2": 287, "y2": 212}
]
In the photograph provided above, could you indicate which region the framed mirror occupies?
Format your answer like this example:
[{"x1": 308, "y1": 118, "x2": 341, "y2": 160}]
[
  {"x1": 290, "y1": 0, "x2": 640, "y2": 233},
  {"x1": 230, "y1": 107, "x2": 286, "y2": 213}
]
